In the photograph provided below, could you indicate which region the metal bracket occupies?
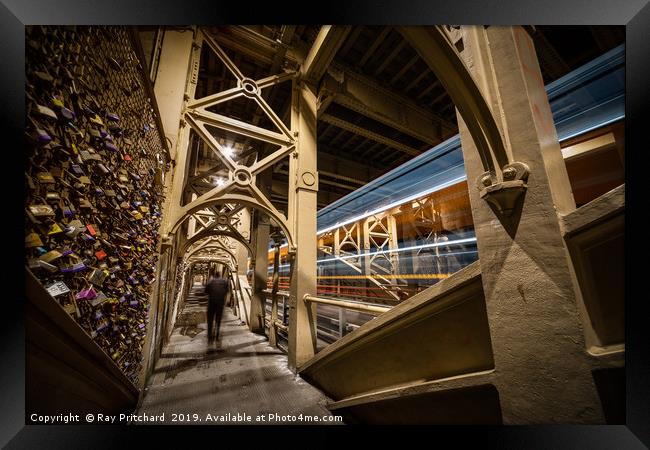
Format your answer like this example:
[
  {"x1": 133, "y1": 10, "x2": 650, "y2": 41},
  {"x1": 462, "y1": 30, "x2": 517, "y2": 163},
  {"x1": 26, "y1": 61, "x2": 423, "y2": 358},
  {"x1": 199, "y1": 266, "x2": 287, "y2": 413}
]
[{"x1": 477, "y1": 162, "x2": 530, "y2": 216}]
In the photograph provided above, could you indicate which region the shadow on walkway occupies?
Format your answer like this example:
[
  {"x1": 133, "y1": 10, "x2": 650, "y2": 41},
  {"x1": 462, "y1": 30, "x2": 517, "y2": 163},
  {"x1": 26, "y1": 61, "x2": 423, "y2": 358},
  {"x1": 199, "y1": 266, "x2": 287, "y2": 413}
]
[{"x1": 137, "y1": 284, "x2": 340, "y2": 425}]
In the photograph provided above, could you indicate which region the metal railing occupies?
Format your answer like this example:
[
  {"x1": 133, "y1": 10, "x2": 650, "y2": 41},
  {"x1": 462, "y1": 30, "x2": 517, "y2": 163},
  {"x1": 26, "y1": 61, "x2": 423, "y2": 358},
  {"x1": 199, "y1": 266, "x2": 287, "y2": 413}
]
[
  {"x1": 303, "y1": 294, "x2": 391, "y2": 315},
  {"x1": 259, "y1": 289, "x2": 393, "y2": 351}
]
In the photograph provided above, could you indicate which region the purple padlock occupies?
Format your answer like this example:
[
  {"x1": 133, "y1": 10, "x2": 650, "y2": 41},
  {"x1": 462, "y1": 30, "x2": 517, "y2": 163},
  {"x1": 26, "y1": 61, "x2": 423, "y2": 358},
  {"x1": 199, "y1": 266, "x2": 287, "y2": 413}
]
[
  {"x1": 71, "y1": 262, "x2": 87, "y2": 272},
  {"x1": 76, "y1": 287, "x2": 97, "y2": 300},
  {"x1": 36, "y1": 128, "x2": 52, "y2": 143},
  {"x1": 60, "y1": 107, "x2": 75, "y2": 121},
  {"x1": 105, "y1": 141, "x2": 118, "y2": 152}
]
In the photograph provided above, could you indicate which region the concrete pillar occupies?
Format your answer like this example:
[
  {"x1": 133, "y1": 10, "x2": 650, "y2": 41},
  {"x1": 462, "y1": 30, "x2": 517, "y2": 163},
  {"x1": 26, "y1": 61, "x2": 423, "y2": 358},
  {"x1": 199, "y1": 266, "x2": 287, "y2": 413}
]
[
  {"x1": 250, "y1": 211, "x2": 270, "y2": 333},
  {"x1": 287, "y1": 77, "x2": 319, "y2": 371},
  {"x1": 456, "y1": 26, "x2": 603, "y2": 423}
]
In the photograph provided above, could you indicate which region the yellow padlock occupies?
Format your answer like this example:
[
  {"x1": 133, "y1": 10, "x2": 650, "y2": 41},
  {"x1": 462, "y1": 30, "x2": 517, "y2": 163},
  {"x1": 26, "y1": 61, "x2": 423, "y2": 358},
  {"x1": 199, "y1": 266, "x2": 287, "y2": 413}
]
[
  {"x1": 90, "y1": 114, "x2": 104, "y2": 126},
  {"x1": 47, "y1": 223, "x2": 64, "y2": 235}
]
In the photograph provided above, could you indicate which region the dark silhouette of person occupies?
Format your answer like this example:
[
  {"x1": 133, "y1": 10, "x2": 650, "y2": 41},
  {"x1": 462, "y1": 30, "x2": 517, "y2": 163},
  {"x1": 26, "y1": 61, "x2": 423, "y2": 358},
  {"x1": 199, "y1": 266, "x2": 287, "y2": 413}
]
[{"x1": 204, "y1": 272, "x2": 230, "y2": 343}]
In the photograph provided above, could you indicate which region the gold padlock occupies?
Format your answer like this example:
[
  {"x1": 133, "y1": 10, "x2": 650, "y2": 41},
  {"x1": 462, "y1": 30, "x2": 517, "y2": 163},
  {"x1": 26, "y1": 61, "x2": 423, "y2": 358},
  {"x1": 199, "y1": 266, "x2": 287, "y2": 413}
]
[
  {"x1": 25, "y1": 232, "x2": 43, "y2": 248},
  {"x1": 37, "y1": 171, "x2": 55, "y2": 184},
  {"x1": 39, "y1": 249, "x2": 63, "y2": 263}
]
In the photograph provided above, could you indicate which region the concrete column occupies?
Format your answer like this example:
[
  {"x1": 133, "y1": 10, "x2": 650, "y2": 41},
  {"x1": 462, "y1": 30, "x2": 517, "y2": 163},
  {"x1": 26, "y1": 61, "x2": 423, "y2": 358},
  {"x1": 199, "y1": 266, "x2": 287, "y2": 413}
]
[
  {"x1": 456, "y1": 26, "x2": 603, "y2": 423},
  {"x1": 250, "y1": 211, "x2": 270, "y2": 333},
  {"x1": 287, "y1": 77, "x2": 318, "y2": 371}
]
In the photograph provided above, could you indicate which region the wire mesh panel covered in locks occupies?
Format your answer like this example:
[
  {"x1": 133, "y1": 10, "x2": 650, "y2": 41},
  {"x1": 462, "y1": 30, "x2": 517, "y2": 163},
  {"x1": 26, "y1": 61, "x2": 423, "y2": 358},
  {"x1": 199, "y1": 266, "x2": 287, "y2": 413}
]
[{"x1": 25, "y1": 26, "x2": 167, "y2": 385}]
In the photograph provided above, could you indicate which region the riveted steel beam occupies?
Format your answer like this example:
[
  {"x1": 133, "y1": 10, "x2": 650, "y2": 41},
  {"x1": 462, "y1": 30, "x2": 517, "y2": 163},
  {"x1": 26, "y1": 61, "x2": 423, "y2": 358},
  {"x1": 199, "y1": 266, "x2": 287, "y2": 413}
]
[
  {"x1": 321, "y1": 64, "x2": 456, "y2": 144},
  {"x1": 320, "y1": 113, "x2": 421, "y2": 157},
  {"x1": 302, "y1": 26, "x2": 352, "y2": 84}
]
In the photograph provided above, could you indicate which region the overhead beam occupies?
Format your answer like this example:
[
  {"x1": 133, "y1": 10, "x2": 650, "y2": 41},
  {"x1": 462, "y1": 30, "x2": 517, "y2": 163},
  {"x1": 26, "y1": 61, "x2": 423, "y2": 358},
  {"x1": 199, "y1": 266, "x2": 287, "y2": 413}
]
[
  {"x1": 210, "y1": 26, "x2": 285, "y2": 67},
  {"x1": 338, "y1": 26, "x2": 364, "y2": 59},
  {"x1": 389, "y1": 54, "x2": 419, "y2": 85},
  {"x1": 320, "y1": 113, "x2": 421, "y2": 157},
  {"x1": 321, "y1": 64, "x2": 456, "y2": 144},
  {"x1": 302, "y1": 26, "x2": 352, "y2": 84},
  {"x1": 374, "y1": 40, "x2": 407, "y2": 76},
  {"x1": 317, "y1": 146, "x2": 385, "y2": 175},
  {"x1": 359, "y1": 27, "x2": 391, "y2": 67}
]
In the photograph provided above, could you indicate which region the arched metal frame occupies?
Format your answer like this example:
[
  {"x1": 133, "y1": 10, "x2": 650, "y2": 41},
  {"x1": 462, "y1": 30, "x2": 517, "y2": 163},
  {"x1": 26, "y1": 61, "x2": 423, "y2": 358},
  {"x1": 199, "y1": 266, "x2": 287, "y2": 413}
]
[
  {"x1": 168, "y1": 28, "x2": 297, "y2": 250},
  {"x1": 398, "y1": 26, "x2": 530, "y2": 215},
  {"x1": 170, "y1": 25, "x2": 524, "y2": 256},
  {"x1": 173, "y1": 196, "x2": 294, "y2": 253},
  {"x1": 185, "y1": 241, "x2": 239, "y2": 266},
  {"x1": 185, "y1": 203, "x2": 247, "y2": 243},
  {"x1": 182, "y1": 228, "x2": 249, "y2": 256}
]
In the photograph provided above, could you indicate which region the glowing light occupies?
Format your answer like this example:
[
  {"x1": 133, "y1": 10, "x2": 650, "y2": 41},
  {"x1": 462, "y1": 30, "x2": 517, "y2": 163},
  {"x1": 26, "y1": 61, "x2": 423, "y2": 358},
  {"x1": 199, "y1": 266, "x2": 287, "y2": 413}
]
[
  {"x1": 216, "y1": 177, "x2": 225, "y2": 186},
  {"x1": 223, "y1": 145, "x2": 234, "y2": 157},
  {"x1": 558, "y1": 114, "x2": 625, "y2": 143},
  {"x1": 316, "y1": 175, "x2": 467, "y2": 234},
  {"x1": 318, "y1": 237, "x2": 477, "y2": 263},
  {"x1": 268, "y1": 241, "x2": 477, "y2": 270}
]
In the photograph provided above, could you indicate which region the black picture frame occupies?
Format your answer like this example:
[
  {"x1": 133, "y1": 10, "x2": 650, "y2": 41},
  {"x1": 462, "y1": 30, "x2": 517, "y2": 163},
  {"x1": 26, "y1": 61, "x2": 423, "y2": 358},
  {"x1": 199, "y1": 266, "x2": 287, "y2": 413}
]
[{"x1": 3, "y1": 1, "x2": 648, "y2": 447}]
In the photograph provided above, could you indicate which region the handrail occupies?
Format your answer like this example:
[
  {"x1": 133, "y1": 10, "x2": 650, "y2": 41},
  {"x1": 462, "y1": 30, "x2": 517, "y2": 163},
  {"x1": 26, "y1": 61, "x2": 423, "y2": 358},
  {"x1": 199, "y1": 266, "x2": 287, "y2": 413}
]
[
  {"x1": 262, "y1": 289, "x2": 290, "y2": 297},
  {"x1": 274, "y1": 320, "x2": 289, "y2": 332},
  {"x1": 303, "y1": 294, "x2": 391, "y2": 316}
]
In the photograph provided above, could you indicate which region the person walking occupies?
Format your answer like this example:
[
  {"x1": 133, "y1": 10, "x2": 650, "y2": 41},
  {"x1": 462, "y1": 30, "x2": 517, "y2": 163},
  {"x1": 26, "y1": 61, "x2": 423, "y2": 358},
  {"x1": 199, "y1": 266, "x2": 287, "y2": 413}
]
[{"x1": 204, "y1": 271, "x2": 230, "y2": 343}]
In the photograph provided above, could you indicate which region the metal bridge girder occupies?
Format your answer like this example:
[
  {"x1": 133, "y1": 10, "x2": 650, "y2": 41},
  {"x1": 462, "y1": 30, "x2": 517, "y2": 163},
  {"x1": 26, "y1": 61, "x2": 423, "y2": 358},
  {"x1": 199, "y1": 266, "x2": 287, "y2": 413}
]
[{"x1": 167, "y1": 28, "x2": 299, "y2": 251}]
